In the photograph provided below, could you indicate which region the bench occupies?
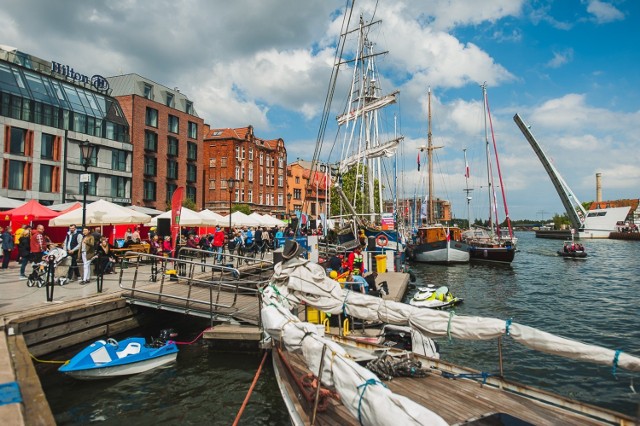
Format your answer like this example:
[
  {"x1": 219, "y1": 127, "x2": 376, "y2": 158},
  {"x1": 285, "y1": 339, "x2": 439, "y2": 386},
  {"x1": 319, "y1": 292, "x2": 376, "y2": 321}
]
[{"x1": 112, "y1": 244, "x2": 151, "y2": 269}]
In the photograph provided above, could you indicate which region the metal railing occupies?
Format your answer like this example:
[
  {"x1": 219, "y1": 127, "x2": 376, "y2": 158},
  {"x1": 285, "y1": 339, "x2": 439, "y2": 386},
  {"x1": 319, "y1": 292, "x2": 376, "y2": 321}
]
[{"x1": 117, "y1": 251, "x2": 269, "y2": 326}]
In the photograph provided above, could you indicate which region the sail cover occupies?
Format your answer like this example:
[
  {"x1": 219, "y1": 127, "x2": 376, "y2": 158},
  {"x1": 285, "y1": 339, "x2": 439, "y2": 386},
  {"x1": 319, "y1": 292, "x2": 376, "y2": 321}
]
[{"x1": 338, "y1": 137, "x2": 402, "y2": 173}]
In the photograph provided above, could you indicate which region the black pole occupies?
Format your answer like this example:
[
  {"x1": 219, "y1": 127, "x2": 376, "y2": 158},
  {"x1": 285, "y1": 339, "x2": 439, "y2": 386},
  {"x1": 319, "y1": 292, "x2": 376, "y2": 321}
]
[{"x1": 82, "y1": 176, "x2": 88, "y2": 229}]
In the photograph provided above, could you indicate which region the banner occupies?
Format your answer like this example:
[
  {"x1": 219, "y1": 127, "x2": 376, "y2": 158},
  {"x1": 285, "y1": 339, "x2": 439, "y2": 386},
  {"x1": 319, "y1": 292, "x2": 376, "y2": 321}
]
[{"x1": 170, "y1": 187, "x2": 184, "y2": 255}]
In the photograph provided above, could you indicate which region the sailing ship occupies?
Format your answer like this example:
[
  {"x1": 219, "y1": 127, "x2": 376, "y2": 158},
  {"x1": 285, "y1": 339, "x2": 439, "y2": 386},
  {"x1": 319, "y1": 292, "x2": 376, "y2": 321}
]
[
  {"x1": 462, "y1": 84, "x2": 517, "y2": 263},
  {"x1": 317, "y1": 14, "x2": 406, "y2": 256},
  {"x1": 263, "y1": 253, "x2": 639, "y2": 425},
  {"x1": 407, "y1": 88, "x2": 469, "y2": 264}
]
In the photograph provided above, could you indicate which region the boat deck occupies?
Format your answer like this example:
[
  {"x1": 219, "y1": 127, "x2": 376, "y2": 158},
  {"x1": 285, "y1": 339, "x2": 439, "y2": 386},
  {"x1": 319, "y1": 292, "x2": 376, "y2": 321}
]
[{"x1": 276, "y1": 351, "x2": 629, "y2": 426}]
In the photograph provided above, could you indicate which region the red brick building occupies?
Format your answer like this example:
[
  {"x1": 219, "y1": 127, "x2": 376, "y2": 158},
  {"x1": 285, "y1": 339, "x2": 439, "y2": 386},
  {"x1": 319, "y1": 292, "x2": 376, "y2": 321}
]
[
  {"x1": 203, "y1": 125, "x2": 287, "y2": 217},
  {"x1": 287, "y1": 160, "x2": 329, "y2": 220},
  {"x1": 107, "y1": 74, "x2": 204, "y2": 210}
]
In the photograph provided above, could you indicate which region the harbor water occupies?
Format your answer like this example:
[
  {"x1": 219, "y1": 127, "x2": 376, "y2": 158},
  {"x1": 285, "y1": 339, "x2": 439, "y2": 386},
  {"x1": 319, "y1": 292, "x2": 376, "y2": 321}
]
[{"x1": 37, "y1": 232, "x2": 640, "y2": 423}]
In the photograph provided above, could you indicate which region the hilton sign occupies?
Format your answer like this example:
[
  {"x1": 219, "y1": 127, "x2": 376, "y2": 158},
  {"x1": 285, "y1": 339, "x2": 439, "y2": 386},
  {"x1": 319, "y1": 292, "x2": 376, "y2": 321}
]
[{"x1": 51, "y1": 61, "x2": 110, "y2": 92}]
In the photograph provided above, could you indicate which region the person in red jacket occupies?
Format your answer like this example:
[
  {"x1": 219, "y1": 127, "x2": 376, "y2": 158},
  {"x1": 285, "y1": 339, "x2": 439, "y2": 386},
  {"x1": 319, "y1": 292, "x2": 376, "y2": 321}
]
[
  {"x1": 347, "y1": 245, "x2": 364, "y2": 274},
  {"x1": 30, "y1": 224, "x2": 48, "y2": 262},
  {"x1": 212, "y1": 226, "x2": 225, "y2": 263}
]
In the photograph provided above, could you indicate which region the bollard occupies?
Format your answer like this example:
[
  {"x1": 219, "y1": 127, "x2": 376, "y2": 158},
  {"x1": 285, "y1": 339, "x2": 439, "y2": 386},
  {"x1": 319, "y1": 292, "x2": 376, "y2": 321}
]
[{"x1": 45, "y1": 255, "x2": 55, "y2": 302}]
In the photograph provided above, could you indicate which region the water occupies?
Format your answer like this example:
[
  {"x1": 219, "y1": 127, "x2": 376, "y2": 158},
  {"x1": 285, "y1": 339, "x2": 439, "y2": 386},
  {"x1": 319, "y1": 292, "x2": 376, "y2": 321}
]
[{"x1": 37, "y1": 232, "x2": 640, "y2": 422}]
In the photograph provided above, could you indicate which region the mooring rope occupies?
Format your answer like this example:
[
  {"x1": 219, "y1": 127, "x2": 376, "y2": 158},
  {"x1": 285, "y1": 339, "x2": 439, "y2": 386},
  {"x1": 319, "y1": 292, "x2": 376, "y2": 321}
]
[
  {"x1": 232, "y1": 351, "x2": 269, "y2": 426},
  {"x1": 29, "y1": 352, "x2": 68, "y2": 364},
  {"x1": 171, "y1": 329, "x2": 206, "y2": 345}
]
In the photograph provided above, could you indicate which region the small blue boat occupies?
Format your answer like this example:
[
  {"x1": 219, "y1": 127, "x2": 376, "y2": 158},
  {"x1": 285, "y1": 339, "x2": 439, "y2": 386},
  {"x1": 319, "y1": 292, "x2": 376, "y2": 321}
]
[{"x1": 59, "y1": 333, "x2": 178, "y2": 380}]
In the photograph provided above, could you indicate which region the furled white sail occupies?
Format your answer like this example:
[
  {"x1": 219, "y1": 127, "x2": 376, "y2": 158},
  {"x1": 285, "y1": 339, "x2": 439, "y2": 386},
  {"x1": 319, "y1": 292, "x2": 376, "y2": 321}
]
[
  {"x1": 337, "y1": 91, "x2": 398, "y2": 125},
  {"x1": 338, "y1": 137, "x2": 402, "y2": 173}
]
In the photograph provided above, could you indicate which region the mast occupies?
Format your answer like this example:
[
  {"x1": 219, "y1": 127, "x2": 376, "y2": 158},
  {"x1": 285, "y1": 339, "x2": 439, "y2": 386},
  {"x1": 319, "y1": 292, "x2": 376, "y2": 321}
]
[
  {"x1": 463, "y1": 148, "x2": 473, "y2": 228},
  {"x1": 481, "y1": 83, "x2": 497, "y2": 236},
  {"x1": 427, "y1": 87, "x2": 434, "y2": 224}
]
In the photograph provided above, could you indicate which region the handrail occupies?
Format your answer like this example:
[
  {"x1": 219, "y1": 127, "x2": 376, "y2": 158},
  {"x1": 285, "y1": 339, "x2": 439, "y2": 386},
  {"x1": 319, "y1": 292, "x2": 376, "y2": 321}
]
[{"x1": 117, "y1": 251, "x2": 266, "y2": 325}]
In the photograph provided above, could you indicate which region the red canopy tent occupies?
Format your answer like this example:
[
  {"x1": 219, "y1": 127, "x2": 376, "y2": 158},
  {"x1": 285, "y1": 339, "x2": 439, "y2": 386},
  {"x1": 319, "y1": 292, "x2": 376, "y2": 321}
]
[{"x1": 1, "y1": 199, "x2": 60, "y2": 223}]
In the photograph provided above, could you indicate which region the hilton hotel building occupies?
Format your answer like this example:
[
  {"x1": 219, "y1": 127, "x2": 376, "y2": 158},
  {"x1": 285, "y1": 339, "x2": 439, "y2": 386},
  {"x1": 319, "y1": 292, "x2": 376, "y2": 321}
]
[{"x1": 0, "y1": 45, "x2": 132, "y2": 206}]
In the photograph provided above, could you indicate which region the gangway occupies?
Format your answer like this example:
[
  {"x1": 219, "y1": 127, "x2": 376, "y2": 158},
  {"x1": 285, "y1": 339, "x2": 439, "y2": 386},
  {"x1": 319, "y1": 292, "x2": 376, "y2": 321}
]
[{"x1": 118, "y1": 249, "x2": 273, "y2": 326}]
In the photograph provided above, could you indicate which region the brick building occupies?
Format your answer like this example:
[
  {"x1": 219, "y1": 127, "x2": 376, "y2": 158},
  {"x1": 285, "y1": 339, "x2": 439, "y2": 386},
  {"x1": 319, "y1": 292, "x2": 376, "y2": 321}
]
[
  {"x1": 286, "y1": 160, "x2": 329, "y2": 222},
  {"x1": 106, "y1": 74, "x2": 204, "y2": 210},
  {"x1": 203, "y1": 125, "x2": 287, "y2": 218},
  {"x1": 0, "y1": 46, "x2": 132, "y2": 206}
]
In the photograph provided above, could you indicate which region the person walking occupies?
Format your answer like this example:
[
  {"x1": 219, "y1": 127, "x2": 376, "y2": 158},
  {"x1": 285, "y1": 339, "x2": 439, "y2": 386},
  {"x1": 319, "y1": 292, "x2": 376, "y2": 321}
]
[
  {"x1": 79, "y1": 227, "x2": 96, "y2": 284},
  {"x1": 212, "y1": 226, "x2": 225, "y2": 263},
  {"x1": 18, "y1": 226, "x2": 31, "y2": 279},
  {"x1": 63, "y1": 224, "x2": 82, "y2": 281},
  {"x1": 1, "y1": 226, "x2": 14, "y2": 269},
  {"x1": 30, "y1": 224, "x2": 48, "y2": 264}
]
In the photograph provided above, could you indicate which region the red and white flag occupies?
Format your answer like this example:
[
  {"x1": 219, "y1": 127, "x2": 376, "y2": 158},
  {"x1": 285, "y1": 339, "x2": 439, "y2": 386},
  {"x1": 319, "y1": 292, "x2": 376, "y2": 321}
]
[
  {"x1": 170, "y1": 186, "x2": 184, "y2": 256},
  {"x1": 464, "y1": 159, "x2": 470, "y2": 178}
]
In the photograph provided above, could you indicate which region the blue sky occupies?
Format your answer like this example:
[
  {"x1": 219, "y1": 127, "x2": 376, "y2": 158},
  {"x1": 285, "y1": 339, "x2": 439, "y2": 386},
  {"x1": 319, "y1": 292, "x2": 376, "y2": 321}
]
[{"x1": 1, "y1": 0, "x2": 638, "y2": 221}]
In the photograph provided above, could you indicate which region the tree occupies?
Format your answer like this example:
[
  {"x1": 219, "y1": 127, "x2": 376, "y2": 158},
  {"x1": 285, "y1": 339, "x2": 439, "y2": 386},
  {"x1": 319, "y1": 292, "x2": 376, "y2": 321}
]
[
  {"x1": 165, "y1": 196, "x2": 197, "y2": 211},
  {"x1": 329, "y1": 166, "x2": 381, "y2": 217},
  {"x1": 552, "y1": 213, "x2": 571, "y2": 229},
  {"x1": 231, "y1": 203, "x2": 251, "y2": 215}
]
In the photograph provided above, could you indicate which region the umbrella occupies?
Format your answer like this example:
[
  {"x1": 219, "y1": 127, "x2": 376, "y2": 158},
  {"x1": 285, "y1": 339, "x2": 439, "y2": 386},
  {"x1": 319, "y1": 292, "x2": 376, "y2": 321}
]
[
  {"x1": 48, "y1": 199, "x2": 151, "y2": 226},
  {"x1": 149, "y1": 207, "x2": 211, "y2": 226}
]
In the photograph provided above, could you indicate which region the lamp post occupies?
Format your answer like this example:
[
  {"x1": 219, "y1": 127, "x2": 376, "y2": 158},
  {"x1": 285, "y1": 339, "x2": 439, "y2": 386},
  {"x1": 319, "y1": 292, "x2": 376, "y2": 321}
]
[
  {"x1": 79, "y1": 140, "x2": 95, "y2": 229},
  {"x1": 227, "y1": 178, "x2": 238, "y2": 237},
  {"x1": 287, "y1": 192, "x2": 292, "y2": 220}
]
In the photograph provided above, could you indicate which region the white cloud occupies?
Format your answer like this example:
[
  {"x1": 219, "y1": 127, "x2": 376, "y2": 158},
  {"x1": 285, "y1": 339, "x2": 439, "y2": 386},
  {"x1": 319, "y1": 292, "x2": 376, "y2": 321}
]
[
  {"x1": 546, "y1": 48, "x2": 574, "y2": 68},
  {"x1": 585, "y1": 0, "x2": 625, "y2": 23}
]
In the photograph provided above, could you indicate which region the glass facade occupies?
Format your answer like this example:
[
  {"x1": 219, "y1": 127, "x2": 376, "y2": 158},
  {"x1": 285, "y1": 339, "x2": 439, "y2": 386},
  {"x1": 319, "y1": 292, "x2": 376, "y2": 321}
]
[{"x1": 0, "y1": 63, "x2": 129, "y2": 142}]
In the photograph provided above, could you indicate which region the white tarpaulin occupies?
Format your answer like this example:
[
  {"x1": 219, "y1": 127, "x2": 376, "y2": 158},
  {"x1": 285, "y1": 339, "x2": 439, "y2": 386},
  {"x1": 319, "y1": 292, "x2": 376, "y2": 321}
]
[{"x1": 48, "y1": 199, "x2": 151, "y2": 226}]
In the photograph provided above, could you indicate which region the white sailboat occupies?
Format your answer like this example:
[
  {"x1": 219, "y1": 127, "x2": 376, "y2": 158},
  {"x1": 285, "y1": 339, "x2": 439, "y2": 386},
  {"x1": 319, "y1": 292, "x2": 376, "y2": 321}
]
[
  {"x1": 407, "y1": 88, "x2": 469, "y2": 264},
  {"x1": 462, "y1": 83, "x2": 517, "y2": 263}
]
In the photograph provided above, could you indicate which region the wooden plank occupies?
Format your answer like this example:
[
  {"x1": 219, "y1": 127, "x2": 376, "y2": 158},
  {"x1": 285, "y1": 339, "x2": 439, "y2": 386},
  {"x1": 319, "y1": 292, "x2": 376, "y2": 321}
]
[
  {"x1": 205, "y1": 325, "x2": 262, "y2": 341},
  {"x1": 8, "y1": 334, "x2": 56, "y2": 425},
  {"x1": 0, "y1": 330, "x2": 24, "y2": 426},
  {"x1": 23, "y1": 306, "x2": 136, "y2": 346},
  {"x1": 27, "y1": 315, "x2": 142, "y2": 357}
]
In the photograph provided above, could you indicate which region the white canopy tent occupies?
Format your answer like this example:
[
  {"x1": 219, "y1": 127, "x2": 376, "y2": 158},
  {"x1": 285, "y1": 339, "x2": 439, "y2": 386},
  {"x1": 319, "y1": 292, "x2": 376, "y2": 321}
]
[
  {"x1": 0, "y1": 196, "x2": 23, "y2": 210},
  {"x1": 229, "y1": 211, "x2": 261, "y2": 227},
  {"x1": 199, "y1": 209, "x2": 225, "y2": 226},
  {"x1": 128, "y1": 205, "x2": 164, "y2": 216},
  {"x1": 48, "y1": 199, "x2": 151, "y2": 226},
  {"x1": 259, "y1": 213, "x2": 286, "y2": 227},
  {"x1": 248, "y1": 212, "x2": 272, "y2": 226},
  {"x1": 149, "y1": 207, "x2": 214, "y2": 227}
]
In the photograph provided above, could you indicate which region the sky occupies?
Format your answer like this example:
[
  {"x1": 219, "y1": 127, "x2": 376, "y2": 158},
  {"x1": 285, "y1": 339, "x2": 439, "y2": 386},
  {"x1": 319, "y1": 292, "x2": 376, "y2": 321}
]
[{"x1": 1, "y1": 0, "x2": 638, "y2": 221}]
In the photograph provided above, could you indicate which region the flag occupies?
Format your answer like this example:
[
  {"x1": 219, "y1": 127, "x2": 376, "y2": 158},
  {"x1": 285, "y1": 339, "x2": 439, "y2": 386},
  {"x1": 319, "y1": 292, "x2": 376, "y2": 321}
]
[
  {"x1": 170, "y1": 186, "x2": 185, "y2": 256},
  {"x1": 446, "y1": 227, "x2": 451, "y2": 242},
  {"x1": 417, "y1": 152, "x2": 421, "y2": 171},
  {"x1": 464, "y1": 159, "x2": 470, "y2": 178}
]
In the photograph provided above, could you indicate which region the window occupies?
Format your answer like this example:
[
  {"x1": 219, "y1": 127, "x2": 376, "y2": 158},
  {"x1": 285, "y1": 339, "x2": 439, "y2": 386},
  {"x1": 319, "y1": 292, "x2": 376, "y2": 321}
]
[
  {"x1": 220, "y1": 157, "x2": 227, "y2": 167},
  {"x1": 241, "y1": 147, "x2": 245, "y2": 159},
  {"x1": 111, "y1": 149, "x2": 127, "y2": 171},
  {"x1": 143, "y1": 180, "x2": 156, "y2": 201},
  {"x1": 278, "y1": 193, "x2": 283, "y2": 207},
  {"x1": 209, "y1": 179, "x2": 216, "y2": 190},
  {"x1": 241, "y1": 166, "x2": 245, "y2": 180},
  {"x1": 187, "y1": 142, "x2": 197, "y2": 161},
  {"x1": 166, "y1": 93, "x2": 174, "y2": 107},
  {"x1": 8, "y1": 160, "x2": 25, "y2": 190},
  {"x1": 166, "y1": 183, "x2": 177, "y2": 201},
  {"x1": 168, "y1": 114, "x2": 179, "y2": 134},
  {"x1": 187, "y1": 163, "x2": 197, "y2": 183},
  {"x1": 186, "y1": 101, "x2": 194, "y2": 115},
  {"x1": 259, "y1": 152, "x2": 264, "y2": 165},
  {"x1": 235, "y1": 166, "x2": 240, "y2": 180},
  {"x1": 145, "y1": 107, "x2": 158, "y2": 127},
  {"x1": 209, "y1": 158, "x2": 216, "y2": 168},
  {"x1": 188, "y1": 121, "x2": 198, "y2": 139},
  {"x1": 248, "y1": 168, "x2": 253, "y2": 182},
  {"x1": 186, "y1": 186, "x2": 196, "y2": 202},
  {"x1": 167, "y1": 137, "x2": 179, "y2": 156},
  {"x1": 249, "y1": 148, "x2": 254, "y2": 160},
  {"x1": 144, "y1": 156, "x2": 157, "y2": 176},
  {"x1": 295, "y1": 176, "x2": 300, "y2": 184},
  {"x1": 144, "y1": 130, "x2": 158, "y2": 152},
  {"x1": 294, "y1": 188, "x2": 301, "y2": 199},
  {"x1": 278, "y1": 156, "x2": 284, "y2": 168},
  {"x1": 259, "y1": 169, "x2": 263, "y2": 185},
  {"x1": 10, "y1": 127, "x2": 26, "y2": 155},
  {"x1": 259, "y1": 193, "x2": 263, "y2": 204},
  {"x1": 80, "y1": 173, "x2": 97, "y2": 196},
  {"x1": 278, "y1": 175, "x2": 283, "y2": 187},
  {"x1": 39, "y1": 165, "x2": 53, "y2": 192},
  {"x1": 248, "y1": 189, "x2": 253, "y2": 203},
  {"x1": 143, "y1": 84, "x2": 153, "y2": 99},
  {"x1": 41, "y1": 133, "x2": 54, "y2": 159},
  {"x1": 235, "y1": 146, "x2": 240, "y2": 159},
  {"x1": 111, "y1": 176, "x2": 127, "y2": 198},
  {"x1": 167, "y1": 160, "x2": 178, "y2": 179},
  {"x1": 220, "y1": 179, "x2": 227, "y2": 190}
]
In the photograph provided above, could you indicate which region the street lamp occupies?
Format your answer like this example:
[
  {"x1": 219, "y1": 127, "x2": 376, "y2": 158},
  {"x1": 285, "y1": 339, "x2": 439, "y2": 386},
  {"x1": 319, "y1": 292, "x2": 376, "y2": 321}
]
[
  {"x1": 227, "y1": 178, "x2": 239, "y2": 237},
  {"x1": 287, "y1": 192, "x2": 292, "y2": 220},
  {"x1": 79, "y1": 140, "x2": 95, "y2": 229}
]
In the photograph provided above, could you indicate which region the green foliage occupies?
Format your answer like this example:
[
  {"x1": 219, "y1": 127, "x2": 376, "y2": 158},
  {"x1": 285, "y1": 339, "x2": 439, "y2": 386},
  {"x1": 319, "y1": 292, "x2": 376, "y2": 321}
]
[
  {"x1": 330, "y1": 166, "x2": 381, "y2": 217},
  {"x1": 231, "y1": 204, "x2": 251, "y2": 215},
  {"x1": 165, "y1": 196, "x2": 197, "y2": 211},
  {"x1": 553, "y1": 213, "x2": 571, "y2": 229}
]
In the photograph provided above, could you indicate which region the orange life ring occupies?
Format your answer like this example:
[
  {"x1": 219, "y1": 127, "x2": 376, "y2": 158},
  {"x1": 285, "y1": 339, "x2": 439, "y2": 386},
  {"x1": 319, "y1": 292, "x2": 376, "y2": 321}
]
[{"x1": 376, "y1": 235, "x2": 389, "y2": 247}]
